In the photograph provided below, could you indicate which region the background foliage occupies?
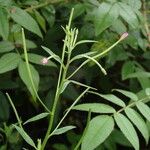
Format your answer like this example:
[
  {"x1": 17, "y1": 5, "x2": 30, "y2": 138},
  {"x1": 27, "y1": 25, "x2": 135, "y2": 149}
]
[{"x1": 0, "y1": 0, "x2": 150, "y2": 150}]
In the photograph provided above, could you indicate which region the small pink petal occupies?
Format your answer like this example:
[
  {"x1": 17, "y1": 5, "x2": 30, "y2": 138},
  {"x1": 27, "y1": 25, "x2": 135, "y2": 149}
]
[
  {"x1": 120, "y1": 32, "x2": 129, "y2": 40},
  {"x1": 41, "y1": 58, "x2": 48, "y2": 65}
]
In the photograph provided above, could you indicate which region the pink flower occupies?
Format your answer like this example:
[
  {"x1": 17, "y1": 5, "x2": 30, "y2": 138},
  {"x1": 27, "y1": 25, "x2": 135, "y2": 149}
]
[
  {"x1": 41, "y1": 57, "x2": 48, "y2": 65},
  {"x1": 120, "y1": 32, "x2": 129, "y2": 40}
]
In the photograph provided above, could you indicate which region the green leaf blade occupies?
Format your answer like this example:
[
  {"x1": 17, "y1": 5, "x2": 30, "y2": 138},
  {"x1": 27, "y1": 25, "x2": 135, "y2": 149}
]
[
  {"x1": 0, "y1": 8, "x2": 9, "y2": 40},
  {"x1": 0, "y1": 41, "x2": 15, "y2": 53},
  {"x1": 114, "y1": 113, "x2": 139, "y2": 150},
  {"x1": 72, "y1": 103, "x2": 116, "y2": 114},
  {"x1": 0, "y1": 53, "x2": 21, "y2": 74},
  {"x1": 94, "y1": 3, "x2": 119, "y2": 35},
  {"x1": 52, "y1": 126, "x2": 76, "y2": 136},
  {"x1": 24, "y1": 112, "x2": 49, "y2": 125},
  {"x1": 81, "y1": 115, "x2": 114, "y2": 150},
  {"x1": 97, "y1": 93, "x2": 126, "y2": 107},
  {"x1": 125, "y1": 107, "x2": 149, "y2": 144},
  {"x1": 113, "y1": 89, "x2": 138, "y2": 101},
  {"x1": 18, "y1": 61, "x2": 39, "y2": 100},
  {"x1": 136, "y1": 102, "x2": 150, "y2": 122},
  {"x1": 13, "y1": 125, "x2": 36, "y2": 149},
  {"x1": 118, "y1": 2, "x2": 139, "y2": 28},
  {"x1": 10, "y1": 6, "x2": 42, "y2": 38}
]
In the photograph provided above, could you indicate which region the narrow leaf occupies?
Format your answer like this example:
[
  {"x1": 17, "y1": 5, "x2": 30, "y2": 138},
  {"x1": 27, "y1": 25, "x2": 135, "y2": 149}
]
[
  {"x1": 52, "y1": 126, "x2": 76, "y2": 135},
  {"x1": 13, "y1": 125, "x2": 36, "y2": 148},
  {"x1": 94, "y1": 92, "x2": 126, "y2": 107},
  {"x1": 123, "y1": 0, "x2": 142, "y2": 10},
  {"x1": 34, "y1": 10, "x2": 46, "y2": 32},
  {"x1": 81, "y1": 115, "x2": 114, "y2": 150},
  {"x1": 114, "y1": 113, "x2": 139, "y2": 150},
  {"x1": 111, "y1": 129, "x2": 132, "y2": 147},
  {"x1": 60, "y1": 80, "x2": 71, "y2": 94},
  {"x1": 0, "y1": 53, "x2": 21, "y2": 74},
  {"x1": 72, "y1": 103, "x2": 116, "y2": 113},
  {"x1": 94, "y1": 3, "x2": 119, "y2": 35},
  {"x1": 121, "y1": 61, "x2": 135, "y2": 80},
  {"x1": 10, "y1": 6, "x2": 42, "y2": 38},
  {"x1": 125, "y1": 71, "x2": 150, "y2": 79},
  {"x1": 0, "y1": 41, "x2": 15, "y2": 53},
  {"x1": 136, "y1": 102, "x2": 150, "y2": 122},
  {"x1": 125, "y1": 107, "x2": 149, "y2": 144},
  {"x1": 0, "y1": 8, "x2": 9, "y2": 40},
  {"x1": 24, "y1": 112, "x2": 49, "y2": 125},
  {"x1": 113, "y1": 89, "x2": 138, "y2": 101},
  {"x1": 118, "y1": 2, "x2": 139, "y2": 28}
]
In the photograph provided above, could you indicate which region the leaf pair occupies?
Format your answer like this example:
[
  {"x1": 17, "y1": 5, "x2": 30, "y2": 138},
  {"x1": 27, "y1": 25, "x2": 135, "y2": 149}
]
[{"x1": 73, "y1": 89, "x2": 150, "y2": 150}]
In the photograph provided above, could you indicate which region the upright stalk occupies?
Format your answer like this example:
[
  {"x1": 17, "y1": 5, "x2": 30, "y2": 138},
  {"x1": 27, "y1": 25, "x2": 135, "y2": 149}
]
[{"x1": 41, "y1": 9, "x2": 74, "y2": 150}]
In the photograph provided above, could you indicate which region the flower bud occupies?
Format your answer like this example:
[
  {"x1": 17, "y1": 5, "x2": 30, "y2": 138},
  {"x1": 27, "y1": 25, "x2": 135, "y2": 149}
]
[
  {"x1": 120, "y1": 32, "x2": 128, "y2": 40},
  {"x1": 41, "y1": 57, "x2": 48, "y2": 65}
]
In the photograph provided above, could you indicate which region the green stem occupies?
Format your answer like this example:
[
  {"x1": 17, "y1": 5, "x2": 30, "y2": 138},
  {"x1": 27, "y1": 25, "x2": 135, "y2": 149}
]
[
  {"x1": 49, "y1": 88, "x2": 90, "y2": 138},
  {"x1": 6, "y1": 93, "x2": 23, "y2": 129},
  {"x1": 41, "y1": 9, "x2": 74, "y2": 150},
  {"x1": 41, "y1": 35, "x2": 67, "y2": 150}
]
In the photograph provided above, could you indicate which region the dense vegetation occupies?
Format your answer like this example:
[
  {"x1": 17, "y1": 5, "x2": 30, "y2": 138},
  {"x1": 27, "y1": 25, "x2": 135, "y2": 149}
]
[{"x1": 0, "y1": 0, "x2": 150, "y2": 150}]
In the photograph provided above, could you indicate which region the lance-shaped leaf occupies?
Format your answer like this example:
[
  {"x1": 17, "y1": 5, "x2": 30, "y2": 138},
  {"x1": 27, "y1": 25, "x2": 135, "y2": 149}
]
[
  {"x1": 113, "y1": 89, "x2": 138, "y2": 101},
  {"x1": 34, "y1": 10, "x2": 46, "y2": 32},
  {"x1": 10, "y1": 6, "x2": 42, "y2": 38},
  {"x1": 24, "y1": 112, "x2": 49, "y2": 125},
  {"x1": 136, "y1": 102, "x2": 150, "y2": 122},
  {"x1": 0, "y1": 41, "x2": 15, "y2": 53},
  {"x1": 72, "y1": 103, "x2": 116, "y2": 113},
  {"x1": 94, "y1": 2, "x2": 119, "y2": 35},
  {"x1": 114, "y1": 113, "x2": 139, "y2": 150},
  {"x1": 52, "y1": 126, "x2": 76, "y2": 136},
  {"x1": 125, "y1": 107, "x2": 149, "y2": 144},
  {"x1": 0, "y1": 8, "x2": 9, "y2": 40},
  {"x1": 13, "y1": 125, "x2": 36, "y2": 149},
  {"x1": 90, "y1": 92, "x2": 125, "y2": 107},
  {"x1": 0, "y1": 53, "x2": 21, "y2": 74},
  {"x1": 81, "y1": 115, "x2": 114, "y2": 150},
  {"x1": 118, "y1": 2, "x2": 139, "y2": 28}
]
